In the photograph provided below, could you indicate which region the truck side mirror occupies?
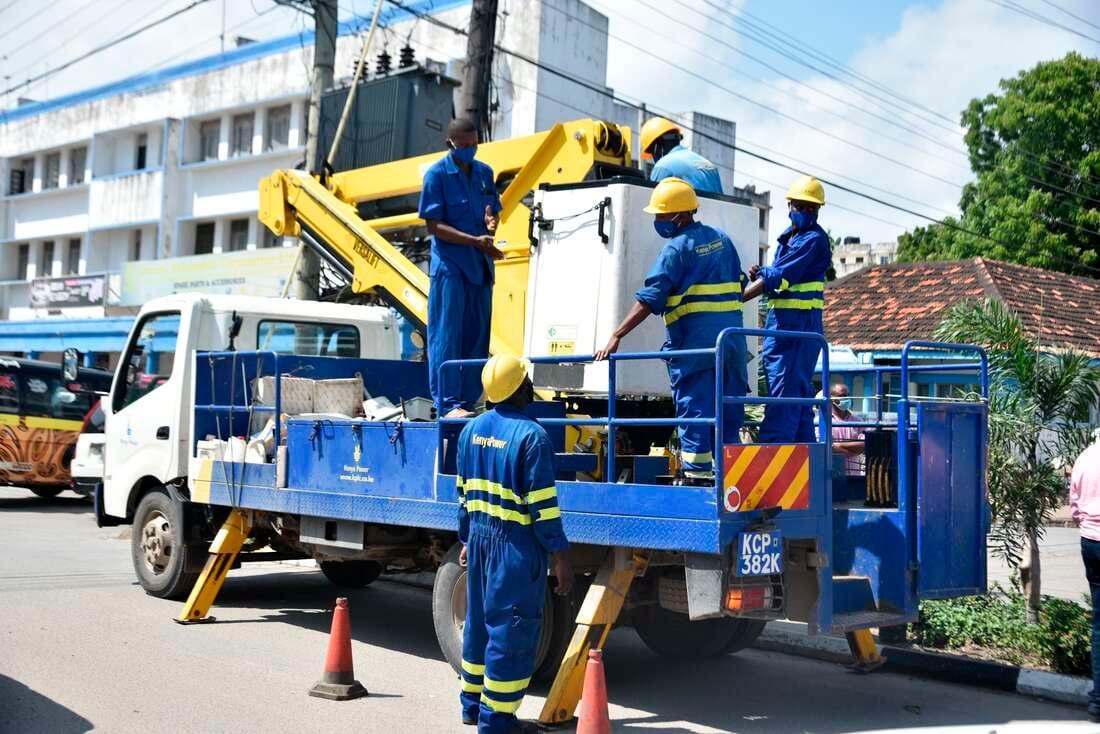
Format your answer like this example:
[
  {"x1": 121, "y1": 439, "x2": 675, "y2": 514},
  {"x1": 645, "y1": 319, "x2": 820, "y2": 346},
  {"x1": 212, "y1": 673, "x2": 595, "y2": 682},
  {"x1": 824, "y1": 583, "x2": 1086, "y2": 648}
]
[{"x1": 61, "y1": 348, "x2": 81, "y2": 382}]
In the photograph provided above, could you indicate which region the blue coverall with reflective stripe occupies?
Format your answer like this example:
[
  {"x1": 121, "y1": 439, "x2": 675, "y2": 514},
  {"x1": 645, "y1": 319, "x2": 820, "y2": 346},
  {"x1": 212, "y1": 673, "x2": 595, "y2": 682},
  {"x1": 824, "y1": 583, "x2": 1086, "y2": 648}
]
[
  {"x1": 419, "y1": 152, "x2": 503, "y2": 414},
  {"x1": 456, "y1": 405, "x2": 569, "y2": 733},
  {"x1": 635, "y1": 221, "x2": 748, "y2": 472},
  {"x1": 757, "y1": 223, "x2": 832, "y2": 443},
  {"x1": 650, "y1": 145, "x2": 724, "y2": 195}
]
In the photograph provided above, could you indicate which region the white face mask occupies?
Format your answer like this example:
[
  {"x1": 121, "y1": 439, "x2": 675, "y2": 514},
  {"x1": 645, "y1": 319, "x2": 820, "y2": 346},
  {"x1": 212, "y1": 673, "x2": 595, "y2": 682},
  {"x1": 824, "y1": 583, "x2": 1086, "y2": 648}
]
[{"x1": 832, "y1": 398, "x2": 851, "y2": 411}]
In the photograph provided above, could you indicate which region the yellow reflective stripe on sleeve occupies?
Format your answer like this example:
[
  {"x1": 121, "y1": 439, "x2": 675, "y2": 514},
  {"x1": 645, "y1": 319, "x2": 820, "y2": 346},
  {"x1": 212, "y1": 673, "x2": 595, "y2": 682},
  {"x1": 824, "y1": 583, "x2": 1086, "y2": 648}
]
[
  {"x1": 768, "y1": 298, "x2": 824, "y2": 310},
  {"x1": 462, "y1": 477, "x2": 526, "y2": 506},
  {"x1": 786, "y1": 281, "x2": 824, "y2": 292},
  {"x1": 484, "y1": 676, "x2": 532, "y2": 694},
  {"x1": 464, "y1": 500, "x2": 532, "y2": 525},
  {"x1": 462, "y1": 681, "x2": 483, "y2": 693},
  {"x1": 462, "y1": 660, "x2": 486, "y2": 675},
  {"x1": 526, "y1": 486, "x2": 557, "y2": 504},
  {"x1": 536, "y1": 506, "x2": 561, "y2": 522},
  {"x1": 665, "y1": 281, "x2": 742, "y2": 308},
  {"x1": 664, "y1": 299, "x2": 743, "y2": 326},
  {"x1": 779, "y1": 278, "x2": 790, "y2": 292},
  {"x1": 681, "y1": 451, "x2": 713, "y2": 463},
  {"x1": 480, "y1": 694, "x2": 523, "y2": 714}
]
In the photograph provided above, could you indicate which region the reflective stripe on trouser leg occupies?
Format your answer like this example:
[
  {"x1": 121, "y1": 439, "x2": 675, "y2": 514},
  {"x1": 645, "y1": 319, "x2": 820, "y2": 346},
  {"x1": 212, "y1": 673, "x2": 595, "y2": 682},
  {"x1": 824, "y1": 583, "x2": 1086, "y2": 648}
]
[
  {"x1": 460, "y1": 537, "x2": 489, "y2": 723},
  {"x1": 477, "y1": 530, "x2": 547, "y2": 733}
]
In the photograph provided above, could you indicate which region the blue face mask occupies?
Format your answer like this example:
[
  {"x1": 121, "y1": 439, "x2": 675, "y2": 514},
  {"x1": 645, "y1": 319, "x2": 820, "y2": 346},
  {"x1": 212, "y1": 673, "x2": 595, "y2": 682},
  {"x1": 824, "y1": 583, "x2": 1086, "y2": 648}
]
[
  {"x1": 451, "y1": 145, "x2": 477, "y2": 165},
  {"x1": 789, "y1": 208, "x2": 817, "y2": 230},
  {"x1": 654, "y1": 219, "x2": 681, "y2": 238}
]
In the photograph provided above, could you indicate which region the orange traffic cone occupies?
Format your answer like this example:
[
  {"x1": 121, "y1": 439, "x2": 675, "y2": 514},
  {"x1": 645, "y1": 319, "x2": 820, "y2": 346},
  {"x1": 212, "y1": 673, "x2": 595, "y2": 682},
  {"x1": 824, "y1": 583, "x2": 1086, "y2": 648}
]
[
  {"x1": 576, "y1": 648, "x2": 610, "y2": 734},
  {"x1": 309, "y1": 597, "x2": 368, "y2": 700}
]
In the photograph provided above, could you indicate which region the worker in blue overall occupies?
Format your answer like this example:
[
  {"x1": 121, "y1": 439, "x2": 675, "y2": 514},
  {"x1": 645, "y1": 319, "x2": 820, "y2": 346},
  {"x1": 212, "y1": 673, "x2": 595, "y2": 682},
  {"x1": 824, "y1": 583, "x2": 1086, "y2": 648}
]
[
  {"x1": 641, "y1": 116, "x2": 724, "y2": 194},
  {"x1": 743, "y1": 176, "x2": 832, "y2": 443},
  {"x1": 419, "y1": 118, "x2": 505, "y2": 418},
  {"x1": 596, "y1": 177, "x2": 748, "y2": 478},
  {"x1": 456, "y1": 354, "x2": 573, "y2": 732}
]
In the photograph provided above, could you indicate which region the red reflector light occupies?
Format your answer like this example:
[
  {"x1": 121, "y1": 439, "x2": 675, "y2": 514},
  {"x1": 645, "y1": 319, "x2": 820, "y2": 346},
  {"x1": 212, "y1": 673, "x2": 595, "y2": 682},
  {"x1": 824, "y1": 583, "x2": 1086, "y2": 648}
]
[{"x1": 725, "y1": 586, "x2": 769, "y2": 612}]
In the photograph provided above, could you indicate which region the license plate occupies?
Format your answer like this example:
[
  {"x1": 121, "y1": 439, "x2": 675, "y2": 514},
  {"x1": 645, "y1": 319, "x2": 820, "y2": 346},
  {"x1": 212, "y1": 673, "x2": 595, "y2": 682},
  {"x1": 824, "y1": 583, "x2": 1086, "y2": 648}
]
[{"x1": 735, "y1": 530, "x2": 783, "y2": 576}]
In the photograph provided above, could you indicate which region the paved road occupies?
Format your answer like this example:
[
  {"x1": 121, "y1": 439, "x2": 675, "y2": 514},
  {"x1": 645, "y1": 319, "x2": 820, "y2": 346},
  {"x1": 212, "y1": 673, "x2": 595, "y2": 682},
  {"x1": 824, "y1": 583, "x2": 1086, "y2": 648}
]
[
  {"x1": 0, "y1": 488, "x2": 1094, "y2": 734},
  {"x1": 987, "y1": 526, "x2": 1089, "y2": 602}
]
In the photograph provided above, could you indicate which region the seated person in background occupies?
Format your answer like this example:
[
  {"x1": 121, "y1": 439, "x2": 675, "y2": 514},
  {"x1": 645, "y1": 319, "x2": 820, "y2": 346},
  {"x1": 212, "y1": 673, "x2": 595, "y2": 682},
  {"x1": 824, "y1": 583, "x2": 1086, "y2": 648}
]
[{"x1": 822, "y1": 383, "x2": 865, "y2": 480}]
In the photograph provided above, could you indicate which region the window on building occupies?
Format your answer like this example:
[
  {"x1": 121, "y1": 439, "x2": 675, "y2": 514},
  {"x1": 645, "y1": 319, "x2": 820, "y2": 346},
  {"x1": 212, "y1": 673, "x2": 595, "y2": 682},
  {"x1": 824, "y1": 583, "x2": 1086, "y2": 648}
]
[
  {"x1": 194, "y1": 222, "x2": 215, "y2": 255},
  {"x1": 265, "y1": 105, "x2": 291, "y2": 151},
  {"x1": 8, "y1": 158, "x2": 33, "y2": 195},
  {"x1": 44, "y1": 153, "x2": 61, "y2": 189},
  {"x1": 16, "y1": 244, "x2": 29, "y2": 280},
  {"x1": 231, "y1": 112, "x2": 254, "y2": 157},
  {"x1": 40, "y1": 241, "x2": 55, "y2": 277},
  {"x1": 67, "y1": 239, "x2": 81, "y2": 274},
  {"x1": 135, "y1": 133, "x2": 148, "y2": 170},
  {"x1": 131, "y1": 230, "x2": 143, "y2": 261},
  {"x1": 199, "y1": 119, "x2": 221, "y2": 161},
  {"x1": 758, "y1": 208, "x2": 766, "y2": 230},
  {"x1": 879, "y1": 256, "x2": 890, "y2": 265},
  {"x1": 839, "y1": 257, "x2": 846, "y2": 264},
  {"x1": 261, "y1": 224, "x2": 283, "y2": 249},
  {"x1": 228, "y1": 219, "x2": 249, "y2": 251},
  {"x1": 69, "y1": 147, "x2": 87, "y2": 185},
  {"x1": 855, "y1": 257, "x2": 864, "y2": 264}
]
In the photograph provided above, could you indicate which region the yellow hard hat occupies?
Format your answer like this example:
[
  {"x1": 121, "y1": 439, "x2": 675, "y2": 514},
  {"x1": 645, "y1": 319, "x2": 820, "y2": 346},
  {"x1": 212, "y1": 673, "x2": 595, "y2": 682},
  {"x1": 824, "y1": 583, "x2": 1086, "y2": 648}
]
[
  {"x1": 482, "y1": 354, "x2": 531, "y2": 404},
  {"x1": 643, "y1": 177, "x2": 698, "y2": 215},
  {"x1": 640, "y1": 116, "x2": 681, "y2": 158},
  {"x1": 786, "y1": 175, "x2": 826, "y2": 205}
]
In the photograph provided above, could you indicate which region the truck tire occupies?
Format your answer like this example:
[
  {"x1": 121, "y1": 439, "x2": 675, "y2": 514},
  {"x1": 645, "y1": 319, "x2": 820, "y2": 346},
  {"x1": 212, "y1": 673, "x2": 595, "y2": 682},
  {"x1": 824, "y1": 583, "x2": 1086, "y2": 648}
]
[
  {"x1": 319, "y1": 560, "x2": 383, "y2": 588},
  {"x1": 29, "y1": 487, "x2": 64, "y2": 499},
  {"x1": 432, "y1": 543, "x2": 574, "y2": 684},
  {"x1": 131, "y1": 488, "x2": 203, "y2": 600},
  {"x1": 634, "y1": 606, "x2": 766, "y2": 659}
]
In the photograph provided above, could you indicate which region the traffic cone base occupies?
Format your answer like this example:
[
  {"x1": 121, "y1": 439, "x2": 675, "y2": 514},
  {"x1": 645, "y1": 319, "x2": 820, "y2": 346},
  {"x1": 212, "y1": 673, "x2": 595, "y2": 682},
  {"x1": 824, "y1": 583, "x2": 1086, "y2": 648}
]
[
  {"x1": 309, "y1": 597, "x2": 368, "y2": 701},
  {"x1": 577, "y1": 649, "x2": 610, "y2": 734}
]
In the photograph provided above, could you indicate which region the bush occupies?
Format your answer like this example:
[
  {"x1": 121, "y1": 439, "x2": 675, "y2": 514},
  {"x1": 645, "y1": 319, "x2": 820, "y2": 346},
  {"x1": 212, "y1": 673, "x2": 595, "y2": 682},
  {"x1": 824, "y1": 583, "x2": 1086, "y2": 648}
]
[
  {"x1": 912, "y1": 587, "x2": 1092, "y2": 676},
  {"x1": 1035, "y1": 596, "x2": 1092, "y2": 676}
]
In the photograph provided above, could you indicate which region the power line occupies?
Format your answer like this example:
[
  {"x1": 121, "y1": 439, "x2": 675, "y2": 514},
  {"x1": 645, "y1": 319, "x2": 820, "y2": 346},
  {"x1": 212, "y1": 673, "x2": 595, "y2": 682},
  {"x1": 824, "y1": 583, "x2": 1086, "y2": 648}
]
[
  {"x1": 1037, "y1": 0, "x2": 1100, "y2": 33},
  {"x1": 0, "y1": 1, "x2": 59, "y2": 44},
  {"x1": 6, "y1": 0, "x2": 134, "y2": 80},
  {"x1": 987, "y1": 0, "x2": 1100, "y2": 44},
  {"x1": 0, "y1": 0, "x2": 215, "y2": 97}
]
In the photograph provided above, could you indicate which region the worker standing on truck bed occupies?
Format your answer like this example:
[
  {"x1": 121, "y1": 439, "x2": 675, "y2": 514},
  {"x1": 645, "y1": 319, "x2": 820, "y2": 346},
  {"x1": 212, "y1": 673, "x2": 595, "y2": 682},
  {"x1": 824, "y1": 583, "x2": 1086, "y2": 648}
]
[
  {"x1": 641, "y1": 116, "x2": 724, "y2": 194},
  {"x1": 456, "y1": 354, "x2": 573, "y2": 733},
  {"x1": 596, "y1": 177, "x2": 748, "y2": 478},
  {"x1": 419, "y1": 118, "x2": 505, "y2": 419},
  {"x1": 743, "y1": 176, "x2": 832, "y2": 443}
]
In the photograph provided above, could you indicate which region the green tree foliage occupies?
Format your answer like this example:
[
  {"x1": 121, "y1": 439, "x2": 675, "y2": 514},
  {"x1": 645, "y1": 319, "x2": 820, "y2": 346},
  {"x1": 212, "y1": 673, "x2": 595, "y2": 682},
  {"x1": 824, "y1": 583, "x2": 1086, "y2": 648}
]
[
  {"x1": 897, "y1": 53, "x2": 1100, "y2": 275},
  {"x1": 935, "y1": 299, "x2": 1100, "y2": 622}
]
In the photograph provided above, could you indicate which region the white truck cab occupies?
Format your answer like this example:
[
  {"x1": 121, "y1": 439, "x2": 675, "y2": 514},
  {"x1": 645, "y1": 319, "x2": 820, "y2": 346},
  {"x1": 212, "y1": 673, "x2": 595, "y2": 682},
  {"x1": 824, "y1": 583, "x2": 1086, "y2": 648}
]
[{"x1": 98, "y1": 294, "x2": 401, "y2": 595}]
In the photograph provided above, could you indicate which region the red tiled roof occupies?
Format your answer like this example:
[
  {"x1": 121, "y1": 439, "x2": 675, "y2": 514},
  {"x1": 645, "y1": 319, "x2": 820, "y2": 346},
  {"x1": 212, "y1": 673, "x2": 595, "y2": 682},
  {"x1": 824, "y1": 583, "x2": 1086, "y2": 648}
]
[{"x1": 824, "y1": 258, "x2": 1100, "y2": 357}]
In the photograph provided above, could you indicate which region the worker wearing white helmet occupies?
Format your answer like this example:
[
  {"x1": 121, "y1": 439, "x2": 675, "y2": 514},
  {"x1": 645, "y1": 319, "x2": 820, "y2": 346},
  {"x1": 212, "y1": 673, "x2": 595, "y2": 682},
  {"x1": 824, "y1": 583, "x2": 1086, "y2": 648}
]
[{"x1": 640, "y1": 117, "x2": 724, "y2": 194}]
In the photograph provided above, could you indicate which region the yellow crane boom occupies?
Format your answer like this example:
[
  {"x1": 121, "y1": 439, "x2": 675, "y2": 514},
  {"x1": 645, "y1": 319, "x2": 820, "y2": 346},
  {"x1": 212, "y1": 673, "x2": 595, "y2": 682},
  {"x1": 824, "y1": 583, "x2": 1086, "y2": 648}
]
[{"x1": 258, "y1": 119, "x2": 633, "y2": 356}]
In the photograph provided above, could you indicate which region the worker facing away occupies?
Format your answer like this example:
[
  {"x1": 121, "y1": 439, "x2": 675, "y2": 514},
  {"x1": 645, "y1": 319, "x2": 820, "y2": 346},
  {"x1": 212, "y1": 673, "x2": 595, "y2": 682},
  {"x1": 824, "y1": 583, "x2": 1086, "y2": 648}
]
[
  {"x1": 596, "y1": 177, "x2": 749, "y2": 477},
  {"x1": 743, "y1": 176, "x2": 832, "y2": 443},
  {"x1": 640, "y1": 116, "x2": 724, "y2": 195},
  {"x1": 419, "y1": 118, "x2": 505, "y2": 419},
  {"x1": 456, "y1": 354, "x2": 573, "y2": 733}
]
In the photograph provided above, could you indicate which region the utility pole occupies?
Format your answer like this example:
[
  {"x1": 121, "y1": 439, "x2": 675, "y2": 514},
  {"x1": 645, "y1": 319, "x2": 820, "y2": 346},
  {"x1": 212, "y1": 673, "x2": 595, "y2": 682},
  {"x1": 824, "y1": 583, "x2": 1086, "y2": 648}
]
[
  {"x1": 298, "y1": 0, "x2": 337, "y2": 301},
  {"x1": 457, "y1": 0, "x2": 498, "y2": 140}
]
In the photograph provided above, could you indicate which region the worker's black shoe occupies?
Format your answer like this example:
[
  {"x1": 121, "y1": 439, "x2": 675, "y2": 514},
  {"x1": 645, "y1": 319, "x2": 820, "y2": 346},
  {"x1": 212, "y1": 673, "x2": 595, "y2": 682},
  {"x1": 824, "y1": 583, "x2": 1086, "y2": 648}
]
[
  {"x1": 462, "y1": 715, "x2": 477, "y2": 726},
  {"x1": 508, "y1": 720, "x2": 543, "y2": 733}
]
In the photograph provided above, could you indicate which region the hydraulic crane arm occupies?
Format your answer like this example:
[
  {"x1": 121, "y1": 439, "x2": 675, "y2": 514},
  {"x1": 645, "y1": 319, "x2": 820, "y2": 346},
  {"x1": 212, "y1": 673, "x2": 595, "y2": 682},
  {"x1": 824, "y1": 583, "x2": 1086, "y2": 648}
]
[{"x1": 259, "y1": 119, "x2": 634, "y2": 356}]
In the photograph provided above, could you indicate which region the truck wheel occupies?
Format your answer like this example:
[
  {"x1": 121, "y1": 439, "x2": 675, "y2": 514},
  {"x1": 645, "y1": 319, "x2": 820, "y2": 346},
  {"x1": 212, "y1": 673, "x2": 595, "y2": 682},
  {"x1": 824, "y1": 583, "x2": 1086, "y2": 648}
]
[
  {"x1": 432, "y1": 543, "x2": 574, "y2": 684},
  {"x1": 634, "y1": 606, "x2": 766, "y2": 659},
  {"x1": 319, "y1": 560, "x2": 383, "y2": 588},
  {"x1": 29, "y1": 487, "x2": 64, "y2": 499},
  {"x1": 131, "y1": 488, "x2": 203, "y2": 600}
]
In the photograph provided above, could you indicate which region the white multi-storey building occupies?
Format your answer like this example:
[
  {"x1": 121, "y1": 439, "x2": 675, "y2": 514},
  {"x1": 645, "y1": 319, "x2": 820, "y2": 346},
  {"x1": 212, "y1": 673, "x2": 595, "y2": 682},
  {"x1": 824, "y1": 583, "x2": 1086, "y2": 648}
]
[
  {"x1": 833, "y1": 237, "x2": 899, "y2": 278},
  {"x1": 0, "y1": 0, "x2": 738, "y2": 365}
]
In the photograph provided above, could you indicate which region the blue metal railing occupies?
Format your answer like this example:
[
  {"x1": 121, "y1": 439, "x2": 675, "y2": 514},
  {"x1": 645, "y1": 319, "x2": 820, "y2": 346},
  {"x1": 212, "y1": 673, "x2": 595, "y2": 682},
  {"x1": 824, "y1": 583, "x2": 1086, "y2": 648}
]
[
  {"x1": 439, "y1": 326, "x2": 833, "y2": 485},
  {"x1": 193, "y1": 350, "x2": 283, "y2": 452}
]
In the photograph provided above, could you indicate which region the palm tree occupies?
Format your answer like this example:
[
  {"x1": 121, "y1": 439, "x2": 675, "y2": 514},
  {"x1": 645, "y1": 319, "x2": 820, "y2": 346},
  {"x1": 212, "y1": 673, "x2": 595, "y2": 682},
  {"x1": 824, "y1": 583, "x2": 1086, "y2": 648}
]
[{"x1": 936, "y1": 299, "x2": 1100, "y2": 623}]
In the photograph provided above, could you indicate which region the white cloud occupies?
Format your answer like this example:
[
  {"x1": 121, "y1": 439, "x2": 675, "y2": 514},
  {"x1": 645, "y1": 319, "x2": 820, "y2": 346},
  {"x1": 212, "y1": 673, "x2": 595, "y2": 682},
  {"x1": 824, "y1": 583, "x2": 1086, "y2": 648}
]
[{"x1": 597, "y1": 0, "x2": 1098, "y2": 245}]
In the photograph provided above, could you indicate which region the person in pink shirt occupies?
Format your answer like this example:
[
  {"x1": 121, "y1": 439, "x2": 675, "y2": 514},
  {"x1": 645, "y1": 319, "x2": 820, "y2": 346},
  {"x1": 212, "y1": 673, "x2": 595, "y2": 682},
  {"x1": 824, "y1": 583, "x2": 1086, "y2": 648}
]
[{"x1": 1070, "y1": 436, "x2": 1100, "y2": 722}]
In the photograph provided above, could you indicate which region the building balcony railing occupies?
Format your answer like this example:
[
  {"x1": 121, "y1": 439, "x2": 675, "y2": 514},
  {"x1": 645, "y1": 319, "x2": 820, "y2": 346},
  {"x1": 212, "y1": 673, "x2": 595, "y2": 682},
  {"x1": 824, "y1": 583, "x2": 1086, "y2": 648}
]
[{"x1": 87, "y1": 169, "x2": 163, "y2": 230}]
